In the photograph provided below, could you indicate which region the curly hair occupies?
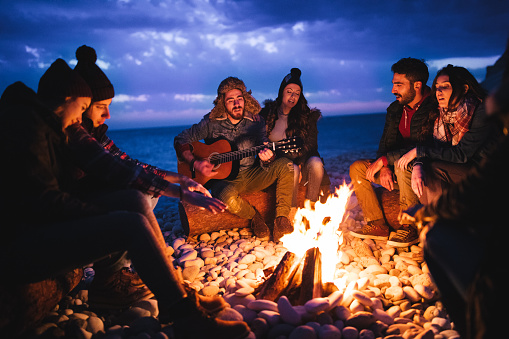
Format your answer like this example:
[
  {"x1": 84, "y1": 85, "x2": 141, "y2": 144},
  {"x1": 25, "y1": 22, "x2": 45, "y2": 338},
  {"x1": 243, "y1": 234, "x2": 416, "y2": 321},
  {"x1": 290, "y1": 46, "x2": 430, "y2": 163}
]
[{"x1": 210, "y1": 77, "x2": 261, "y2": 120}]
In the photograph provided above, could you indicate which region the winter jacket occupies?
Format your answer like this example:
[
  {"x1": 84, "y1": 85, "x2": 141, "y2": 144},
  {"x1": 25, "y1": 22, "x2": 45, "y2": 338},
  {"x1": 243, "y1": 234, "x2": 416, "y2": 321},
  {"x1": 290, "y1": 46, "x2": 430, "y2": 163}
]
[
  {"x1": 416, "y1": 103, "x2": 501, "y2": 165},
  {"x1": 259, "y1": 102, "x2": 331, "y2": 187},
  {"x1": 0, "y1": 82, "x2": 104, "y2": 233},
  {"x1": 377, "y1": 94, "x2": 436, "y2": 166},
  {"x1": 174, "y1": 112, "x2": 269, "y2": 172}
]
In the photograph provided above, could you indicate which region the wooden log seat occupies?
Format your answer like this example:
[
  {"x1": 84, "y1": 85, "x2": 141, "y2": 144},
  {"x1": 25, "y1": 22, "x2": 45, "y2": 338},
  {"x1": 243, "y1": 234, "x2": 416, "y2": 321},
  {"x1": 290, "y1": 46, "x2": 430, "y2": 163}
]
[
  {"x1": 180, "y1": 183, "x2": 331, "y2": 237},
  {"x1": 374, "y1": 186, "x2": 401, "y2": 230},
  {"x1": 0, "y1": 268, "x2": 83, "y2": 338}
]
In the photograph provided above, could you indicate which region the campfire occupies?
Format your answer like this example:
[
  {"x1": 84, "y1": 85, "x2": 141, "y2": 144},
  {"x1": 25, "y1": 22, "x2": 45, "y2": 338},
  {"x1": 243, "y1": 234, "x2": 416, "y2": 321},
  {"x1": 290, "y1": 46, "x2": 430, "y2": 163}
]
[{"x1": 256, "y1": 183, "x2": 353, "y2": 304}]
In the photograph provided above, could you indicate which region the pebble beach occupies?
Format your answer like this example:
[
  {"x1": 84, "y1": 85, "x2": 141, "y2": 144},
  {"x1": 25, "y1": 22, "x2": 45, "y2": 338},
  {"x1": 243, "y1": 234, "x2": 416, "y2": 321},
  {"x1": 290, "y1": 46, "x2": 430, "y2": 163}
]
[{"x1": 28, "y1": 153, "x2": 462, "y2": 339}]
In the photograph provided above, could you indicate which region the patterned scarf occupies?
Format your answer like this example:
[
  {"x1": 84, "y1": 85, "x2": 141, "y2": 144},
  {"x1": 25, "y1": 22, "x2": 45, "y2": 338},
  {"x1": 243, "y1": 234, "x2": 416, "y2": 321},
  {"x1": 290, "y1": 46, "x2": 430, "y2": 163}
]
[{"x1": 434, "y1": 97, "x2": 478, "y2": 146}]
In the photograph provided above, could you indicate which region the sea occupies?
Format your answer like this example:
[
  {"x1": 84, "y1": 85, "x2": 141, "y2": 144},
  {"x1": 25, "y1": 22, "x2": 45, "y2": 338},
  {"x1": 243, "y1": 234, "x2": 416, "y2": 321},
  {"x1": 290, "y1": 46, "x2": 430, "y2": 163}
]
[{"x1": 107, "y1": 112, "x2": 386, "y2": 172}]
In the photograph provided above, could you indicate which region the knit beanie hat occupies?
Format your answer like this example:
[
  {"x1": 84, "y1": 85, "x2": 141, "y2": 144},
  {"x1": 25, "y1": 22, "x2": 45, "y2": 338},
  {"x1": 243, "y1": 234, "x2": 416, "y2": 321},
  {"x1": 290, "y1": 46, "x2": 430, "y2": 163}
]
[
  {"x1": 37, "y1": 58, "x2": 92, "y2": 104},
  {"x1": 210, "y1": 76, "x2": 261, "y2": 119},
  {"x1": 278, "y1": 68, "x2": 303, "y2": 98},
  {"x1": 74, "y1": 45, "x2": 114, "y2": 102}
]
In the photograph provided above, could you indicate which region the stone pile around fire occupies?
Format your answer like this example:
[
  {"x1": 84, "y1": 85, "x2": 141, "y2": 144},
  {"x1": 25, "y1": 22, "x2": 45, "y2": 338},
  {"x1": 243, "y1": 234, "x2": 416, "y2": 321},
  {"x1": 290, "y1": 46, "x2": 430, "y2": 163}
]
[{"x1": 30, "y1": 197, "x2": 461, "y2": 339}]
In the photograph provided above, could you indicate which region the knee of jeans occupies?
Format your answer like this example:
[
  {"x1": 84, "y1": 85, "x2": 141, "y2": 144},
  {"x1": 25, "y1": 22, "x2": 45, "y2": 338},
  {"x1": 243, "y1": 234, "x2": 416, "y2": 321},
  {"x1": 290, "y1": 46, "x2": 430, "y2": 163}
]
[
  {"x1": 225, "y1": 196, "x2": 243, "y2": 215},
  {"x1": 307, "y1": 157, "x2": 324, "y2": 174},
  {"x1": 349, "y1": 160, "x2": 366, "y2": 180}
]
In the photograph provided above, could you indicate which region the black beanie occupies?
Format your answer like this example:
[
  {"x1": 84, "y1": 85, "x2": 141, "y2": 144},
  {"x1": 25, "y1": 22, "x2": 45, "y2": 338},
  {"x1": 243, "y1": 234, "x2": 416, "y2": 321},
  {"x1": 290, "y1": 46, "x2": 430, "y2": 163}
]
[
  {"x1": 278, "y1": 68, "x2": 303, "y2": 98},
  {"x1": 74, "y1": 45, "x2": 115, "y2": 102},
  {"x1": 37, "y1": 58, "x2": 92, "y2": 103}
]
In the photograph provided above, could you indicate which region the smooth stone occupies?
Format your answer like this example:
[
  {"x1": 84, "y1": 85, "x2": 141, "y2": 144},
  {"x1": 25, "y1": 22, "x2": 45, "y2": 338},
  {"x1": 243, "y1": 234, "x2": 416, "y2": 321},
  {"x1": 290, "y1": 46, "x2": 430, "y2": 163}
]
[
  {"x1": 415, "y1": 284, "x2": 435, "y2": 300},
  {"x1": 334, "y1": 306, "x2": 351, "y2": 321},
  {"x1": 239, "y1": 253, "x2": 257, "y2": 264},
  {"x1": 235, "y1": 287, "x2": 255, "y2": 297},
  {"x1": 233, "y1": 305, "x2": 258, "y2": 324},
  {"x1": 327, "y1": 291, "x2": 344, "y2": 310},
  {"x1": 267, "y1": 323, "x2": 296, "y2": 339},
  {"x1": 372, "y1": 308, "x2": 394, "y2": 325},
  {"x1": 182, "y1": 266, "x2": 200, "y2": 282},
  {"x1": 258, "y1": 310, "x2": 281, "y2": 327},
  {"x1": 304, "y1": 297, "x2": 330, "y2": 314},
  {"x1": 403, "y1": 286, "x2": 422, "y2": 302},
  {"x1": 248, "y1": 299, "x2": 279, "y2": 312},
  {"x1": 345, "y1": 311, "x2": 375, "y2": 329},
  {"x1": 351, "y1": 290, "x2": 373, "y2": 307},
  {"x1": 251, "y1": 317, "x2": 269, "y2": 338},
  {"x1": 277, "y1": 296, "x2": 301, "y2": 326},
  {"x1": 319, "y1": 324, "x2": 341, "y2": 339},
  {"x1": 201, "y1": 284, "x2": 220, "y2": 296},
  {"x1": 342, "y1": 326, "x2": 359, "y2": 339},
  {"x1": 216, "y1": 308, "x2": 244, "y2": 322},
  {"x1": 289, "y1": 325, "x2": 317, "y2": 339},
  {"x1": 359, "y1": 328, "x2": 376, "y2": 339},
  {"x1": 132, "y1": 299, "x2": 159, "y2": 318},
  {"x1": 385, "y1": 286, "x2": 405, "y2": 301},
  {"x1": 224, "y1": 293, "x2": 256, "y2": 307},
  {"x1": 85, "y1": 316, "x2": 104, "y2": 334}
]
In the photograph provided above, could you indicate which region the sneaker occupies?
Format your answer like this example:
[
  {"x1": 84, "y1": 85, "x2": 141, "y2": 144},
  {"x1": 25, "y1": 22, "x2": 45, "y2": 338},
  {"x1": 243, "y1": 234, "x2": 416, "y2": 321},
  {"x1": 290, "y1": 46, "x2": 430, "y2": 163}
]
[
  {"x1": 250, "y1": 210, "x2": 270, "y2": 240},
  {"x1": 387, "y1": 225, "x2": 419, "y2": 247},
  {"x1": 88, "y1": 268, "x2": 154, "y2": 309},
  {"x1": 273, "y1": 216, "x2": 294, "y2": 242},
  {"x1": 350, "y1": 219, "x2": 389, "y2": 240}
]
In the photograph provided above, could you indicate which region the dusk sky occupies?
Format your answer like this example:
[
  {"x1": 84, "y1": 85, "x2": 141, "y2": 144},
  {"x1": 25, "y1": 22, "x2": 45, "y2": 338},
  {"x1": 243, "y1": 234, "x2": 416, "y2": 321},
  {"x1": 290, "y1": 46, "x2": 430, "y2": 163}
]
[{"x1": 1, "y1": 0, "x2": 508, "y2": 130}]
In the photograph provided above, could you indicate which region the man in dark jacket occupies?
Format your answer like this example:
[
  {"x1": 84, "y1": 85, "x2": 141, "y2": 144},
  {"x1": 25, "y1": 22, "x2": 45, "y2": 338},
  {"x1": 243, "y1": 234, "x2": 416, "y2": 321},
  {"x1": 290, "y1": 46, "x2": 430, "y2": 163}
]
[{"x1": 350, "y1": 57, "x2": 434, "y2": 246}]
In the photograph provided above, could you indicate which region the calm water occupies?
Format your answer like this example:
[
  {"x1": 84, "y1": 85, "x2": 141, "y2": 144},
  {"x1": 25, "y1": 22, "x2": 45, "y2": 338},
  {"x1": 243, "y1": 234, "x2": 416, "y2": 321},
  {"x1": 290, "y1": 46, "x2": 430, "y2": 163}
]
[{"x1": 107, "y1": 113, "x2": 386, "y2": 172}]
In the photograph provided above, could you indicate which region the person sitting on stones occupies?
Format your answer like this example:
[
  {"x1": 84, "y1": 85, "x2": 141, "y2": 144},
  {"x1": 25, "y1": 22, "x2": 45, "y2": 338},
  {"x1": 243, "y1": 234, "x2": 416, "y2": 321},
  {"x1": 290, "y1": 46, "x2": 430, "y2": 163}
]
[
  {"x1": 260, "y1": 68, "x2": 331, "y2": 212},
  {"x1": 396, "y1": 64, "x2": 501, "y2": 207},
  {"x1": 73, "y1": 45, "x2": 207, "y2": 210},
  {"x1": 174, "y1": 76, "x2": 295, "y2": 242},
  {"x1": 349, "y1": 57, "x2": 435, "y2": 247},
  {"x1": 0, "y1": 59, "x2": 249, "y2": 339},
  {"x1": 399, "y1": 71, "x2": 508, "y2": 339}
]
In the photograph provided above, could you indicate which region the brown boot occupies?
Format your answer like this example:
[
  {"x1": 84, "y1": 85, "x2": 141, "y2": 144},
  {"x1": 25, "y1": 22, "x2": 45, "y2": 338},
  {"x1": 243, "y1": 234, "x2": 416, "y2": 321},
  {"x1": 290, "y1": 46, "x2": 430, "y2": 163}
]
[
  {"x1": 250, "y1": 210, "x2": 270, "y2": 240},
  {"x1": 165, "y1": 297, "x2": 250, "y2": 339},
  {"x1": 185, "y1": 284, "x2": 230, "y2": 315},
  {"x1": 273, "y1": 216, "x2": 294, "y2": 242},
  {"x1": 88, "y1": 268, "x2": 154, "y2": 309}
]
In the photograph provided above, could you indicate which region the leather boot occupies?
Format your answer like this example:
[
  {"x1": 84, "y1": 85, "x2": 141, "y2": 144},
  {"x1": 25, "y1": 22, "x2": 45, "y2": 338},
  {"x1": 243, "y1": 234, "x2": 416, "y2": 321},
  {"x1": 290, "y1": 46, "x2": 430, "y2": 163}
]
[
  {"x1": 273, "y1": 216, "x2": 294, "y2": 242},
  {"x1": 250, "y1": 210, "x2": 270, "y2": 240},
  {"x1": 163, "y1": 297, "x2": 250, "y2": 339}
]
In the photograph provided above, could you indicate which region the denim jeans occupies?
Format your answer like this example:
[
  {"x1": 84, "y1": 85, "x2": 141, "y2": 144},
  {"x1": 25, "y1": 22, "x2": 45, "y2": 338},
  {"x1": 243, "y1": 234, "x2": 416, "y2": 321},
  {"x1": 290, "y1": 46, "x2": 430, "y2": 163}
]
[
  {"x1": 293, "y1": 156, "x2": 325, "y2": 206},
  {"x1": 209, "y1": 157, "x2": 294, "y2": 219}
]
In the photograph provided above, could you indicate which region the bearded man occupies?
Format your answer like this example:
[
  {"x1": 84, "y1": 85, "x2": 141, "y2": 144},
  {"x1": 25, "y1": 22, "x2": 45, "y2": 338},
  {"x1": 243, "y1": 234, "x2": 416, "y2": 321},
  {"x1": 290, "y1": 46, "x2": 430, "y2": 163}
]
[
  {"x1": 174, "y1": 77, "x2": 294, "y2": 242},
  {"x1": 349, "y1": 57, "x2": 435, "y2": 247}
]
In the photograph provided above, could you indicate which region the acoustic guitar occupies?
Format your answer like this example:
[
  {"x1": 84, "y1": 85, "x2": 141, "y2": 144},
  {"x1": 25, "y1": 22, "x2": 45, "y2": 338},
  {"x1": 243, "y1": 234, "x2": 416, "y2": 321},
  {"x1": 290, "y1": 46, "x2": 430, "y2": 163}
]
[{"x1": 177, "y1": 137, "x2": 302, "y2": 185}]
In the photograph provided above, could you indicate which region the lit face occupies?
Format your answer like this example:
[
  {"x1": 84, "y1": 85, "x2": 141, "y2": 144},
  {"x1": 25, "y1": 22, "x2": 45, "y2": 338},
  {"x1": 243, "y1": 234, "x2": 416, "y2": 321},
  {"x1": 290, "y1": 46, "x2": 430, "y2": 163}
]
[
  {"x1": 392, "y1": 73, "x2": 416, "y2": 106},
  {"x1": 85, "y1": 98, "x2": 112, "y2": 127},
  {"x1": 224, "y1": 89, "x2": 244, "y2": 123},
  {"x1": 435, "y1": 75, "x2": 453, "y2": 109},
  {"x1": 61, "y1": 97, "x2": 91, "y2": 129},
  {"x1": 281, "y1": 83, "x2": 301, "y2": 113}
]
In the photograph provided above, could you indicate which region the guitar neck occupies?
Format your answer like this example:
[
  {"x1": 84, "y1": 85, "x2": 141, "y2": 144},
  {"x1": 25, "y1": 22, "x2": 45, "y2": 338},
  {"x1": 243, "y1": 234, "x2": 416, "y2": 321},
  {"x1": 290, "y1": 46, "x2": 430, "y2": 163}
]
[{"x1": 210, "y1": 143, "x2": 273, "y2": 164}]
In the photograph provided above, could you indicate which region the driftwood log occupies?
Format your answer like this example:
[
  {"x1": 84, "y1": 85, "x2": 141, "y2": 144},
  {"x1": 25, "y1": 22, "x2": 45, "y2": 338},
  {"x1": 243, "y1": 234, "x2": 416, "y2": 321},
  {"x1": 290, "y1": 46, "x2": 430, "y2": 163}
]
[
  {"x1": 0, "y1": 268, "x2": 83, "y2": 338},
  {"x1": 255, "y1": 251, "x2": 300, "y2": 301},
  {"x1": 375, "y1": 187, "x2": 401, "y2": 230},
  {"x1": 180, "y1": 183, "x2": 319, "y2": 237},
  {"x1": 298, "y1": 247, "x2": 323, "y2": 305}
]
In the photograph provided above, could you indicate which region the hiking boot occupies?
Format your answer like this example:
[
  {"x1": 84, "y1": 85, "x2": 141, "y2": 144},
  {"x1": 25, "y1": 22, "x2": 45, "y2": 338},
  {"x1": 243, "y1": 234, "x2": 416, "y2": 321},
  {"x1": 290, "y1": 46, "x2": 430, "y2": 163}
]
[
  {"x1": 88, "y1": 267, "x2": 154, "y2": 309},
  {"x1": 387, "y1": 225, "x2": 419, "y2": 247},
  {"x1": 250, "y1": 210, "x2": 270, "y2": 240},
  {"x1": 184, "y1": 284, "x2": 230, "y2": 315},
  {"x1": 273, "y1": 216, "x2": 294, "y2": 242},
  {"x1": 163, "y1": 297, "x2": 250, "y2": 339},
  {"x1": 350, "y1": 219, "x2": 389, "y2": 240}
]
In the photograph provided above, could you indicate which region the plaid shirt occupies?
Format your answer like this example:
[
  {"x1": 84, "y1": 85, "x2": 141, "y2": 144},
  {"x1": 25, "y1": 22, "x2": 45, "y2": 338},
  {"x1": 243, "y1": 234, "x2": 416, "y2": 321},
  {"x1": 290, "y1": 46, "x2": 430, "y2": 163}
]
[{"x1": 67, "y1": 123, "x2": 170, "y2": 197}]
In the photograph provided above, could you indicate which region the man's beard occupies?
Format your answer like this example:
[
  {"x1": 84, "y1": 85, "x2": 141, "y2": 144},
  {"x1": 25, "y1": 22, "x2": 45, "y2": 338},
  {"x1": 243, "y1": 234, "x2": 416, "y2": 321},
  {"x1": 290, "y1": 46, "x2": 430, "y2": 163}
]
[
  {"x1": 228, "y1": 106, "x2": 244, "y2": 120},
  {"x1": 397, "y1": 86, "x2": 416, "y2": 106}
]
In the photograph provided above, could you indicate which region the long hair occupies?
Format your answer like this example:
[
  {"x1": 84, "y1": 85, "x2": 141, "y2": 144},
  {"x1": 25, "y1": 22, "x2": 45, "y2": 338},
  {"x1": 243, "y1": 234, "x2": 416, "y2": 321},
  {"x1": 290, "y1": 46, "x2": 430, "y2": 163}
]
[
  {"x1": 267, "y1": 90, "x2": 313, "y2": 140},
  {"x1": 419, "y1": 65, "x2": 486, "y2": 141}
]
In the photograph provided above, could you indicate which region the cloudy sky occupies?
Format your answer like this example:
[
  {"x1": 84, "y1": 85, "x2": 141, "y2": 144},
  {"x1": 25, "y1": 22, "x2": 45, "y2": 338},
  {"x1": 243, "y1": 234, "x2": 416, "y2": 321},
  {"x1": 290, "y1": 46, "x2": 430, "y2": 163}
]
[{"x1": 1, "y1": 0, "x2": 508, "y2": 129}]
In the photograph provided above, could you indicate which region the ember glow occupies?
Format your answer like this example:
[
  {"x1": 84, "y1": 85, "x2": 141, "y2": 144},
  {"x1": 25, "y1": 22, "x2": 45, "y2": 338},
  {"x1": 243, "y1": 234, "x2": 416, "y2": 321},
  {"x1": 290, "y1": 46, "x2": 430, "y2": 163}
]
[{"x1": 280, "y1": 183, "x2": 353, "y2": 284}]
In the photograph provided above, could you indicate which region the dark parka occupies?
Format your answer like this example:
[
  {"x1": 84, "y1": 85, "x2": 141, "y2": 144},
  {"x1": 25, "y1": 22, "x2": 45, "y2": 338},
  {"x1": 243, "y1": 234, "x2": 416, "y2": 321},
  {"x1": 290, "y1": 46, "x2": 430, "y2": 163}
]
[{"x1": 377, "y1": 93, "x2": 436, "y2": 166}]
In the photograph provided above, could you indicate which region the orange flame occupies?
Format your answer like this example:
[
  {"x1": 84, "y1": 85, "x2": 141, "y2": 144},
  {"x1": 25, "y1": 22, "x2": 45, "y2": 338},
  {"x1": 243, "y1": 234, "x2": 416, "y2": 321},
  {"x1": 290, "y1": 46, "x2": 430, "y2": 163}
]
[{"x1": 280, "y1": 182, "x2": 353, "y2": 285}]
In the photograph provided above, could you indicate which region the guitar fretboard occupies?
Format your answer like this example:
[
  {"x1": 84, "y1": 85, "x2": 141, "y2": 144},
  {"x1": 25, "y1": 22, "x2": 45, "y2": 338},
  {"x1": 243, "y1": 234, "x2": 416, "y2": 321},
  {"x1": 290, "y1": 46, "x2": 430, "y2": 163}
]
[{"x1": 209, "y1": 144, "x2": 270, "y2": 164}]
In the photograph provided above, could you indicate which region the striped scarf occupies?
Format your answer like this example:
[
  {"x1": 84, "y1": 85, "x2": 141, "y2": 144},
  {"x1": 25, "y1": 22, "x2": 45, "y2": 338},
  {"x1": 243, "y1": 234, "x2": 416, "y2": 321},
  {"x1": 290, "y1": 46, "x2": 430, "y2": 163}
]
[{"x1": 434, "y1": 97, "x2": 478, "y2": 146}]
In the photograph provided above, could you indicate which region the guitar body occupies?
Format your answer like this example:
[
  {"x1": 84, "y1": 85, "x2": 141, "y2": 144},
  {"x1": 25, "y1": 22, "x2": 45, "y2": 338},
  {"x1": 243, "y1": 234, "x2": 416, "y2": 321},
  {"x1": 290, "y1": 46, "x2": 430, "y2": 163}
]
[
  {"x1": 177, "y1": 137, "x2": 302, "y2": 186},
  {"x1": 177, "y1": 139, "x2": 238, "y2": 185}
]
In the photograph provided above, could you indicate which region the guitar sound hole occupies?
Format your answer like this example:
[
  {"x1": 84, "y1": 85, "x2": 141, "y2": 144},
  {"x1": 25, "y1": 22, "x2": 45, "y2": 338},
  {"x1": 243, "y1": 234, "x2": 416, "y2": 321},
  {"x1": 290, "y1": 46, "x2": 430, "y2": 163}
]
[{"x1": 209, "y1": 152, "x2": 221, "y2": 170}]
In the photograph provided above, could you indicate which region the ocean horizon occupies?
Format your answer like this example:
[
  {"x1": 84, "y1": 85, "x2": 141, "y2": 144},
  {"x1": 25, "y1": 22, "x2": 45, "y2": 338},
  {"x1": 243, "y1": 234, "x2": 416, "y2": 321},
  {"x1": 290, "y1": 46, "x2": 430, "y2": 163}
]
[{"x1": 107, "y1": 112, "x2": 387, "y2": 173}]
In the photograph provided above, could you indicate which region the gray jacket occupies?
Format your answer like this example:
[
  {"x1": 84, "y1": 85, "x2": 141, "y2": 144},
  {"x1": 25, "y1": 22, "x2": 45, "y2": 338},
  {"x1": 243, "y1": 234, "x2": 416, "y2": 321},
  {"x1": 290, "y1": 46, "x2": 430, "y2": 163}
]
[{"x1": 174, "y1": 112, "x2": 269, "y2": 171}]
